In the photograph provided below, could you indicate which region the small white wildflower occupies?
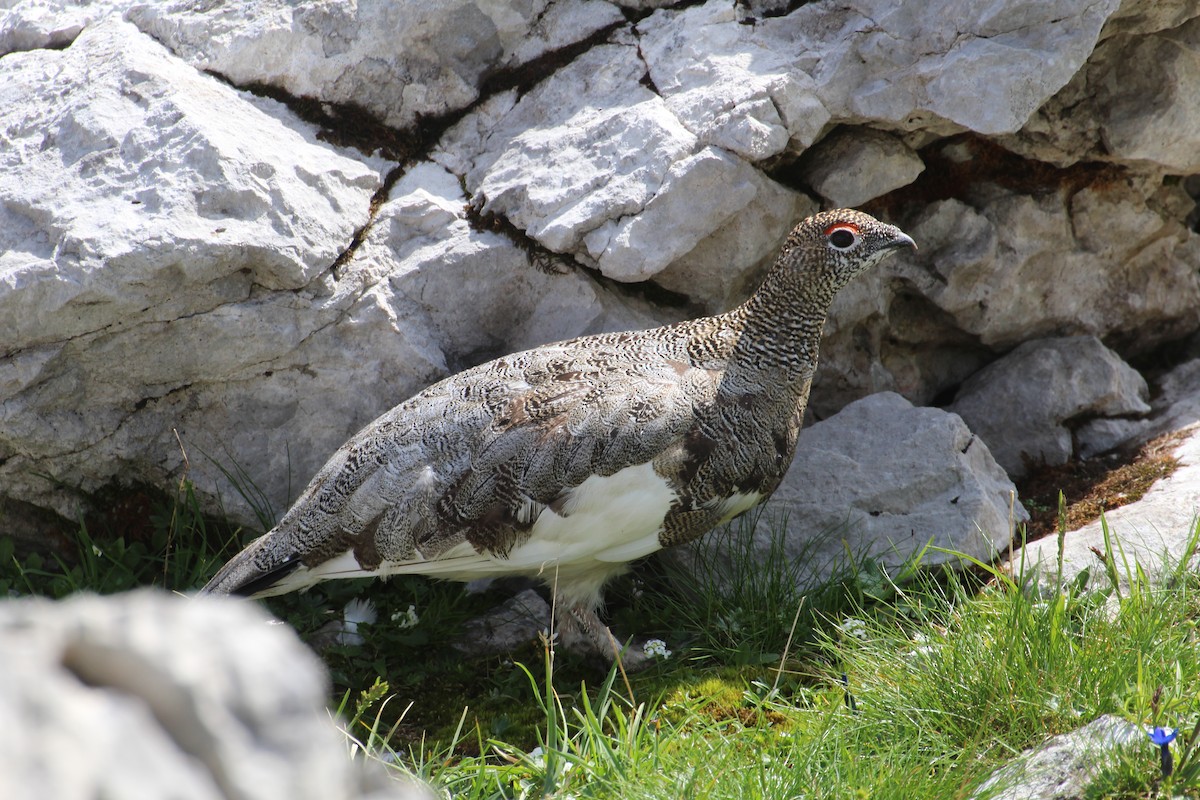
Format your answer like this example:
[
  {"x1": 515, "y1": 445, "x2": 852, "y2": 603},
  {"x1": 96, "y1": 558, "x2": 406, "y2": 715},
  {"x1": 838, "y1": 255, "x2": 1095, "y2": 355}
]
[
  {"x1": 527, "y1": 746, "x2": 545, "y2": 767},
  {"x1": 390, "y1": 603, "x2": 419, "y2": 629},
  {"x1": 643, "y1": 638, "x2": 672, "y2": 660},
  {"x1": 91, "y1": 544, "x2": 104, "y2": 558},
  {"x1": 838, "y1": 617, "x2": 868, "y2": 641},
  {"x1": 902, "y1": 633, "x2": 935, "y2": 659}
]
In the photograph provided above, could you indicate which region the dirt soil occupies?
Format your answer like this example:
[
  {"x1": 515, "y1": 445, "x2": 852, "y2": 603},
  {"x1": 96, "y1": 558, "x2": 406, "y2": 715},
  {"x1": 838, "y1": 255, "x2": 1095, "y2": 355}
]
[{"x1": 1016, "y1": 429, "x2": 1187, "y2": 543}]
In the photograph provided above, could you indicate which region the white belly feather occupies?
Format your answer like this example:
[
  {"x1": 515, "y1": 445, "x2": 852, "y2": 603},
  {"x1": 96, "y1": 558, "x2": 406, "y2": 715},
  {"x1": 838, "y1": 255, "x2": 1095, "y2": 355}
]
[{"x1": 526, "y1": 460, "x2": 677, "y2": 564}]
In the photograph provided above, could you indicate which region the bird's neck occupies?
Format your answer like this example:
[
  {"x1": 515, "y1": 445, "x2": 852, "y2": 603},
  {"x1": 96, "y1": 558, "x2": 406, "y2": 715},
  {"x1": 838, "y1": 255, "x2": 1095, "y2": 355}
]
[{"x1": 721, "y1": 264, "x2": 837, "y2": 387}]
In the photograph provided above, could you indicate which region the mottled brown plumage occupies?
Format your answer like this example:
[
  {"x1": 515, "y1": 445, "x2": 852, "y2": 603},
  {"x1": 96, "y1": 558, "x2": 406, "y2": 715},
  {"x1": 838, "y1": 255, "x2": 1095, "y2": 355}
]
[{"x1": 201, "y1": 209, "x2": 915, "y2": 661}]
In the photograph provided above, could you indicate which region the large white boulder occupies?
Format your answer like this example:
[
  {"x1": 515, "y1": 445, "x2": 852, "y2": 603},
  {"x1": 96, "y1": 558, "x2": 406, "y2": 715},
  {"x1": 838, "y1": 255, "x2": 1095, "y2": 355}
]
[
  {"x1": 0, "y1": 19, "x2": 387, "y2": 519},
  {"x1": 0, "y1": 590, "x2": 424, "y2": 800},
  {"x1": 1010, "y1": 15, "x2": 1200, "y2": 171},
  {"x1": 0, "y1": 19, "x2": 385, "y2": 344},
  {"x1": 638, "y1": 0, "x2": 1121, "y2": 144},
  {"x1": 0, "y1": 0, "x2": 134, "y2": 53},
  {"x1": 0, "y1": 18, "x2": 666, "y2": 528}
]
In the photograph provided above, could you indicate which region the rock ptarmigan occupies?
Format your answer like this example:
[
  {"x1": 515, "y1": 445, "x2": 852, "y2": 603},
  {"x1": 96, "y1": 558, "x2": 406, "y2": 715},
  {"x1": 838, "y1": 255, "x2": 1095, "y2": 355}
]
[{"x1": 201, "y1": 209, "x2": 915, "y2": 661}]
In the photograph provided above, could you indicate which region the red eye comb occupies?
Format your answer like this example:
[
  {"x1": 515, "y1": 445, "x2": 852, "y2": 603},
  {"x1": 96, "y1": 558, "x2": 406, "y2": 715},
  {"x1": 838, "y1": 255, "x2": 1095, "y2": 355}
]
[{"x1": 823, "y1": 222, "x2": 860, "y2": 236}]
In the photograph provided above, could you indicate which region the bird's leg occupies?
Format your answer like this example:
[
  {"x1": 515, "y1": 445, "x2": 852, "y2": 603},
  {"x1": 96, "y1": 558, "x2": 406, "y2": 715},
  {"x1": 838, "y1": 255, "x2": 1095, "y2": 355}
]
[
  {"x1": 556, "y1": 602, "x2": 616, "y2": 654},
  {"x1": 553, "y1": 602, "x2": 651, "y2": 671}
]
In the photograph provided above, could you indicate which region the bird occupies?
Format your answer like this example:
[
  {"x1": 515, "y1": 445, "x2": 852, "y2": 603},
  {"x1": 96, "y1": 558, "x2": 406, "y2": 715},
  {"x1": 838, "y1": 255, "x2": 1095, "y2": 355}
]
[{"x1": 200, "y1": 208, "x2": 916, "y2": 662}]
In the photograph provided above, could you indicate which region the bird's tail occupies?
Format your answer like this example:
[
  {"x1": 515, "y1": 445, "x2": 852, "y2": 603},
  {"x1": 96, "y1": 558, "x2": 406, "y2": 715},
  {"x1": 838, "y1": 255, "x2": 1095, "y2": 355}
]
[{"x1": 199, "y1": 533, "x2": 304, "y2": 598}]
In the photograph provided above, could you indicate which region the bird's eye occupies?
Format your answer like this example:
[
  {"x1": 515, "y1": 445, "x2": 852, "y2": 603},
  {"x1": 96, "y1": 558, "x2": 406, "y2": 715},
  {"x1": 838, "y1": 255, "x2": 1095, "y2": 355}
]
[{"x1": 826, "y1": 224, "x2": 859, "y2": 249}]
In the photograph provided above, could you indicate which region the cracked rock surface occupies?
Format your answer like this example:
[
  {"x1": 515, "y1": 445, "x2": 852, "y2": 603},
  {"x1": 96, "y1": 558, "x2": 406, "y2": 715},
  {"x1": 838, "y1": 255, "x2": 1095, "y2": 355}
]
[
  {"x1": 129, "y1": 0, "x2": 626, "y2": 132},
  {"x1": 2, "y1": 0, "x2": 1200, "y2": 580},
  {"x1": 949, "y1": 336, "x2": 1151, "y2": 478}
]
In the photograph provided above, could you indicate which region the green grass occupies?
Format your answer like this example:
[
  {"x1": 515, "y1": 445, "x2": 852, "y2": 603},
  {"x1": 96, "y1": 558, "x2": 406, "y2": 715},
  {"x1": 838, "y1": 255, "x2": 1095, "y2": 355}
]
[
  {"x1": 5, "y1": 476, "x2": 1200, "y2": 799},
  {"x1": 0, "y1": 476, "x2": 245, "y2": 597}
]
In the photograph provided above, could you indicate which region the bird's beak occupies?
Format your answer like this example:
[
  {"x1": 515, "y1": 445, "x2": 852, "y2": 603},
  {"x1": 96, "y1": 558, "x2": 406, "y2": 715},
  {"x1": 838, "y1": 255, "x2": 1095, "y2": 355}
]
[{"x1": 886, "y1": 231, "x2": 918, "y2": 252}]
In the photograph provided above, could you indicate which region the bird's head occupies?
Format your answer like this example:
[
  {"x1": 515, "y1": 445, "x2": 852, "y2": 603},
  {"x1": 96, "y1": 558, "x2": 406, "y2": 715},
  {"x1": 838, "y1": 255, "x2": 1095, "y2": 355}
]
[{"x1": 779, "y1": 209, "x2": 916, "y2": 291}]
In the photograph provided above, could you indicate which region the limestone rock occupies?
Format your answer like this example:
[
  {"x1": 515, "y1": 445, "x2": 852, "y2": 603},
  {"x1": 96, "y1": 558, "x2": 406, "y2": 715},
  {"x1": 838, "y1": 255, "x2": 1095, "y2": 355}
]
[
  {"x1": 129, "y1": 0, "x2": 625, "y2": 131},
  {"x1": 1136, "y1": 357, "x2": 1200, "y2": 443},
  {"x1": 638, "y1": 0, "x2": 1120, "y2": 145},
  {"x1": 903, "y1": 184, "x2": 1200, "y2": 352},
  {"x1": 0, "y1": 590, "x2": 425, "y2": 800},
  {"x1": 0, "y1": 0, "x2": 132, "y2": 53},
  {"x1": 347, "y1": 161, "x2": 673, "y2": 369},
  {"x1": 0, "y1": 20, "x2": 665, "y2": 535},
  {"x1": 0, "y1": 19, "x2": 386, "y2": 520},
  {"x1": 649, "y1": 173, "x2": 813, "y2": 311},
  {"x1": 1074, "y1": 417, "x2": 1151, "y2": 460},
  {"x1": 1072, "y1": 343, "x2": 1200, "y2": 457},
  {"x1": 969, "y1": 715, "x2": 1143, "y2": 800},
  {"x1": 455, "y1": 588, "x2": 552, "y2": 657},
  {"x1": 0, "y1": 18, "x2": 385, "y2": 344},
  {"x1": 636, "y1": 2, "x2": 827, "y2": 160},
  {"x1": 809, "y1": 176, "x2": 1200, "y2": 417},
  {"x1": 435, "y1": 42, "x2": 694, "y2": 273},
  {"x1": 950, "y1": 336, "x2": 1150, "y2": 478},
  {"x1": 666, "y1": 393, "x2": 1024, "y2": 593},
  {"x1": 432, "y1": 39, "x2": 807, "y2": 303},
  {"x1": 1009, "y1": 15, "x2": 1200, "y2": 171},
  {"x1": 799, "y1": 128, "x2": 926, "y2": 209},
  {"x1": 583, "y1": 145, "x2": 762, "y2": 283}
]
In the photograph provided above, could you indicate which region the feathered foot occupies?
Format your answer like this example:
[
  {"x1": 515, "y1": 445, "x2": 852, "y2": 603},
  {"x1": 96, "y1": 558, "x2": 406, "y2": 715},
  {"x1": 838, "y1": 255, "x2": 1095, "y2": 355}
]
[{"x1": 554, "y1": 602, "x2": 652, "y2": 671}]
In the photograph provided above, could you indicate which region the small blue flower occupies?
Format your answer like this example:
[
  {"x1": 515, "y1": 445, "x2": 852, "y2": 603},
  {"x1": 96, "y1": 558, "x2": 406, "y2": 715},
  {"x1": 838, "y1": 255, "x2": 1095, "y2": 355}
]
[
  {"x1": 1149, "y1": 726, "x2": 1178, "y2": 778},
  {"x1": 1150, "y1": 726, "x2": 1179, "y2": 746}
]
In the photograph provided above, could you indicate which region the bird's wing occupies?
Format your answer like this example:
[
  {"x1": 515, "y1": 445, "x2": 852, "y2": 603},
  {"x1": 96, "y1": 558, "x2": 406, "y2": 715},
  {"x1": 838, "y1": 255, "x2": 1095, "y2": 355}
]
[{"x1": 201, "y1": 337, "x2": 721, "y2": 596}]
